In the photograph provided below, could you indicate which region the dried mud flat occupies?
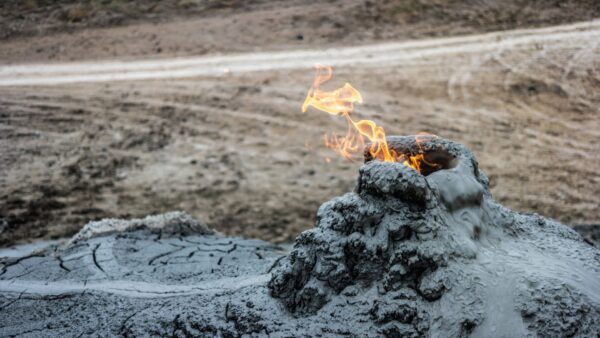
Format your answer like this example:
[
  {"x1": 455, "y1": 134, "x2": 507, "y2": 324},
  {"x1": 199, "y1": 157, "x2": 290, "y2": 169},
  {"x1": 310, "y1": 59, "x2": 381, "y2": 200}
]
[{"x1": 1, "y1": 12, "x2": 599, "y2": 245}]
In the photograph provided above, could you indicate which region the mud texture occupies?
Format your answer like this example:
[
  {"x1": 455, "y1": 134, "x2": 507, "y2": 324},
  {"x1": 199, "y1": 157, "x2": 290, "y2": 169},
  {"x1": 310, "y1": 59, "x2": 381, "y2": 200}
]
[
  {"x1": 68, "y1": 211, "x2": 213, "y2": 244},
  {"x1": 573, "y1": 224, "x2": 600, "y2": 249},
  {"x1": 1, "y1": 137, "x2": 599, "y2": 337},
  {"x1": 269, "y1": 136, "x2": 600, "y2": 336}
]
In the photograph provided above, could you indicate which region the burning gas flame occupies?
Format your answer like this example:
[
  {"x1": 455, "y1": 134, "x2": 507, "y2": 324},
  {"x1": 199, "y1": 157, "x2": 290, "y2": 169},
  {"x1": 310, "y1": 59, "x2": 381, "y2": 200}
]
[{"x1": 302, "y1": 65, "x2": 438, "y2": 173}]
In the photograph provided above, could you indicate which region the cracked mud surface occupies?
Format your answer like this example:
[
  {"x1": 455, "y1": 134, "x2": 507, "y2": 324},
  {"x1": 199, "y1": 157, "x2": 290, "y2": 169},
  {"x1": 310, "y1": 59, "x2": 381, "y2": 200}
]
[
  {"x1": 1, "y1": 137, "x2": 598, "y2": 337},
  {"x1": 0, "y1": 226, "x2": 286, "y2": 337}
]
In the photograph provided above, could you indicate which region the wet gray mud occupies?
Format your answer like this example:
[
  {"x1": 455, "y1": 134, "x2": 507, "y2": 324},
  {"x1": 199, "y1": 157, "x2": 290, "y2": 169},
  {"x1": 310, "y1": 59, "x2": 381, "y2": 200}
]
[{"x1": 1, "y1": 137, "x2": 599, "y2": 337}]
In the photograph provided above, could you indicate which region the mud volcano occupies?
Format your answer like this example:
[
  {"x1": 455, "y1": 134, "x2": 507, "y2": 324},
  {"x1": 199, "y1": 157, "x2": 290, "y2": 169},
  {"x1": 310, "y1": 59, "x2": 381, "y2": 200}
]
[{"x1": 1, "y1": 136, "x2": 599, "y2": 337}]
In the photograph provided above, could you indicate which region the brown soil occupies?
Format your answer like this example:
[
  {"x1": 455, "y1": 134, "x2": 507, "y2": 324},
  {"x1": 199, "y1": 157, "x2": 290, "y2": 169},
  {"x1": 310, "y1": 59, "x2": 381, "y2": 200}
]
[
  {"x1": 1, "y1": 0, "x2": 599, "y2": 63},
  {"x1": 1, "y1": 1, "x2": 599, "y2": 245}
]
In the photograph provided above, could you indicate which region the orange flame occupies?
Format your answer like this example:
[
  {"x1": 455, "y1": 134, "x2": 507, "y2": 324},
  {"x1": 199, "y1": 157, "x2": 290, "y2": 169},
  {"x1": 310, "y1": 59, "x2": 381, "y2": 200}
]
[{"x1": 302, "y1": 65, "x2": 437, "y2": 173}]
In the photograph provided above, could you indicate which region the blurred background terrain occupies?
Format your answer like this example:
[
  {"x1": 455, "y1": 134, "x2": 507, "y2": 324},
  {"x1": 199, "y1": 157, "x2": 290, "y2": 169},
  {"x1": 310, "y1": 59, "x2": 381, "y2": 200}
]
[
  {"x1": 1, "y1": 0, "x2": 599, "y2": 245},
  {"x1": 2, "y1": 0, "x2": 600, "y2": 63}
]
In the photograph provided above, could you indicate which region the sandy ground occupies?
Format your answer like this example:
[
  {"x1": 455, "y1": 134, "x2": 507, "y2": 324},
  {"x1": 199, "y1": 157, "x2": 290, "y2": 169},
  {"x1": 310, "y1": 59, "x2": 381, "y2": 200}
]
[{"x1": 1, "y1": 18, "x2": 599, "y2": 245}]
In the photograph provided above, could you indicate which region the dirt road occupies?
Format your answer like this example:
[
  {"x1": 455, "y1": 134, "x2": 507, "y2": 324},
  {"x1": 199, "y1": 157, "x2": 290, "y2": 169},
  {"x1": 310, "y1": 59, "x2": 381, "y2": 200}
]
[
  {"x1": 1, "y1": 20, "x2": 599, "y2": 244},
  {"x1": 2, "y1": 20, "x2": 599, "y2": 86}
]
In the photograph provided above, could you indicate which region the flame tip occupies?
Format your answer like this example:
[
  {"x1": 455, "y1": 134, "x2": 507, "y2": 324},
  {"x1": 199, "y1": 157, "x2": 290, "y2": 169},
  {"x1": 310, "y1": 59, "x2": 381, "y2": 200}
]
[{"x1": 303, "y1": 65, "x2": 432, "y2": 173}]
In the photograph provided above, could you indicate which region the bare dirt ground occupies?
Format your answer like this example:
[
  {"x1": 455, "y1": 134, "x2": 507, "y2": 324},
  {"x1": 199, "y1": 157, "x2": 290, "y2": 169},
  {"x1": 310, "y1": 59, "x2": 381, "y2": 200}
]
[
  {"x1": 1, "y1": 1, "x2": 599, "y2": 245},
  {"x1": 2, "y1": 0, "x2": 599, "y2": 64}
]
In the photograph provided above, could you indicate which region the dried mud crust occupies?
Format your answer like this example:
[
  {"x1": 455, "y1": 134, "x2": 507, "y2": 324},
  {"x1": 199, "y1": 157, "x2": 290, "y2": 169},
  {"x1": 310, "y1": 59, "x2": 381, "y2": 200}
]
[
  {"x1": 1, "y1": 137, "x2": 599, "y2": 337},
  {"x1": 0, "y1": 225, "x2": 287, "y2": 337}
]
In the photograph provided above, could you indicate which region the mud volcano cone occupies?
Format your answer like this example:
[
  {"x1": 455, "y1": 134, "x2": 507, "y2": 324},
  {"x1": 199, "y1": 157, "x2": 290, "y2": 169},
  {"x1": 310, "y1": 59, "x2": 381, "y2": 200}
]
[{"x1": 269, "y1": 135, "x2": 600, "y2": 337}]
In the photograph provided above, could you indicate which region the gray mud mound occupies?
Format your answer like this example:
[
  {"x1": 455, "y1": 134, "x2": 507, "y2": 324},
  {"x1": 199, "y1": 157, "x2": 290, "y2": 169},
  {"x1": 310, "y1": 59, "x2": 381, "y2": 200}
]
[
  {"x1": 269, "y1": 136, "x2": 600, "y2": 337},
  {"x1": 1, "y1": 137, "x2": 599, "y2": 337},
  {"x1": 69, "y1": 211, "x2": 213, "y2": 244}
]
